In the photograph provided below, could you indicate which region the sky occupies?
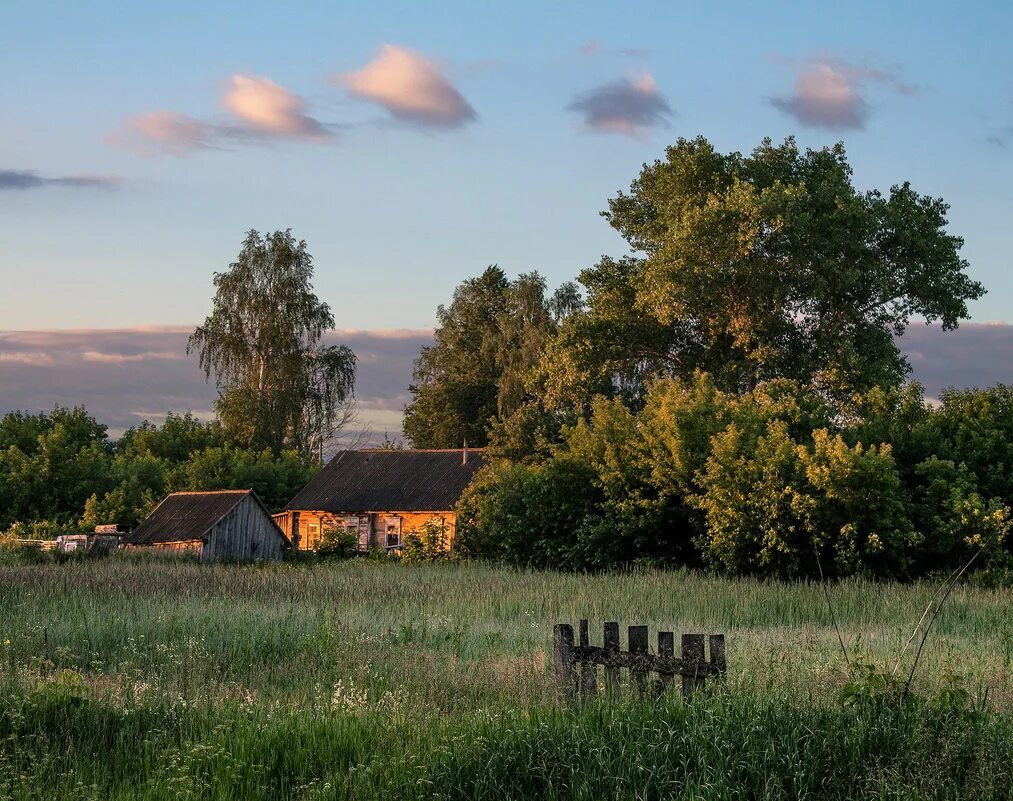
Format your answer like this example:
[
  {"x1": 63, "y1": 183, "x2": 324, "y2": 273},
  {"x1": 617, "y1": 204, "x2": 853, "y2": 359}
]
[{"x1": 1, "y1": 0, "x2": 1012, "y2": 435}]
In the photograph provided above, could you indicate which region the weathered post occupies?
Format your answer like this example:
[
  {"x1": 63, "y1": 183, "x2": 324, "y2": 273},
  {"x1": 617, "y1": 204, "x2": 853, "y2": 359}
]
[
  {"x1": 628, "y1": 625, "x2": 649, "y2": 695},
  {"x1": 708, "y1": 634, "x2": 727, "y2": 678},
  {"x1": 603, "y1": 621, "x2": 620, "y2": 695},
  {"x1": 681, "y1": 633, "x2": 705, "y2": 697},
  {"x1": 656, "y1": 631, "x2": 675, "y2": 695},
  {"x1": 578, "y1": 619, "x2": 597, "y2": 699},
  {"x1": 553, "y1": 623, "x2": 576, "y2": 705}
]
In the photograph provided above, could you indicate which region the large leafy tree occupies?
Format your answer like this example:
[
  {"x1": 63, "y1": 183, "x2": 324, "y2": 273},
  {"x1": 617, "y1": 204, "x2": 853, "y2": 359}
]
[
  {"x1": 403, "y1": 266, "x2": 580, "y2": 449},
  {"x1": 544, "y1": 136, "x2": 984, "y2": 409},
  {"x1": 188, "y1": 230, "x2": 356, "y2": 458}
]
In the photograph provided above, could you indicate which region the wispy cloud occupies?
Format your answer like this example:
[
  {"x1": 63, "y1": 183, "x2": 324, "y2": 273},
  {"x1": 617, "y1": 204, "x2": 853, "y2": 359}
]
[
  {"x1": 770, "y1": 56, "x2": 914, "y2": 130},
  {"x1": 109, "y1": 74, "x2": 332, "y2": 157},
  {"x1": 338, "y1": 44, "x2": 477, "y2": 129},
  {"x1": 567, "y1": 72, "x2": 671, "y2": 137},
  {"x1": 0, "y1": 169, "x2": 120, "y2": 191},
  {"x1": 578, "y1": 41, "x2": 652, "y2": 60},
  {"x1": 107, "y1": 111, "x2": 216, "y2": 157}
]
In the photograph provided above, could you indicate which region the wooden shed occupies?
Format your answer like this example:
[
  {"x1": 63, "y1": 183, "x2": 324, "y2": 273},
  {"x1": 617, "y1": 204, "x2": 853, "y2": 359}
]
[
  {"x1": 275, "y1": 448, "x2": 486, "y2": 552},
  {"x1": 124, "y1": 490, "x2": 288, "y2": 563}
]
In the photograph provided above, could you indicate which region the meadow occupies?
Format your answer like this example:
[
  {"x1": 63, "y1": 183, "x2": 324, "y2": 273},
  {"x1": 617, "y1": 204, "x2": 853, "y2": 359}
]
[{"x1": 2, "y1": 554, "x2": 1013, "y2": 800}]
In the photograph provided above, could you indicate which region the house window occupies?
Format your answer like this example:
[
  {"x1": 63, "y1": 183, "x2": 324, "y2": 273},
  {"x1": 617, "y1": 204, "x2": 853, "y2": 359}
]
[
  {"x1": 385, "y1": 517, "x2": 402, "y2": 549},
  {"x1": 306, "y1": 523, "x2": 320, "y2": 549}
]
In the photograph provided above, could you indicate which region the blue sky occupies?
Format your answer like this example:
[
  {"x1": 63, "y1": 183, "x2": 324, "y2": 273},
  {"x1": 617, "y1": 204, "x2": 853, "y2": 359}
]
[{"x1": 1, "y1": 0, "x2": 1012, "y2": 332}]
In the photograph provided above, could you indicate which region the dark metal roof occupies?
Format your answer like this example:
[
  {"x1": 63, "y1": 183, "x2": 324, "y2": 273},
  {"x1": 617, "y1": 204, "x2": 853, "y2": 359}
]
[
  {"x1": 284, "y1": 449, "x2": 487, "y2": 513},
  {"x1": 125, "y1": 490, "x2": 284, "y2": 545}
]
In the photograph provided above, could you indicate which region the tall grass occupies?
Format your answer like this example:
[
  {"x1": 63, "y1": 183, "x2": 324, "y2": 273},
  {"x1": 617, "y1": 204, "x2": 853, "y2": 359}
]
[{"x1": 2, "y1": 554, "x2": 1012, "y2": 799}]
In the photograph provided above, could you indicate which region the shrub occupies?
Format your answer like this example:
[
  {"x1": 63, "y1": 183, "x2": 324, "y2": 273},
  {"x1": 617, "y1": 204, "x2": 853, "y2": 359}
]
[
  {"x1": 401, "y1": 518, "x2": 457, "y2": 564},
  {"x1": 316, "y1": 525, "x2": 359, "y2": 559}
]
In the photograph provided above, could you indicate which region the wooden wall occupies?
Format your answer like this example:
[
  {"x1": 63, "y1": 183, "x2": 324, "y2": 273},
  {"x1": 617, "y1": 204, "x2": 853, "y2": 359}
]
[
  {"x1": 203, "y1": 495, "x2": 286, "y2": 563},
  {"x1": 279, "y1": 510, "x2": 457, "y2": 553}
]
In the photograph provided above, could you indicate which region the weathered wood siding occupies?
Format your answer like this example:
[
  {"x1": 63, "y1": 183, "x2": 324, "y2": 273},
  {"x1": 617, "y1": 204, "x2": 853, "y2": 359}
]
[{"x1": 203, "y1": 495, "x2": 285, "y2": 563}]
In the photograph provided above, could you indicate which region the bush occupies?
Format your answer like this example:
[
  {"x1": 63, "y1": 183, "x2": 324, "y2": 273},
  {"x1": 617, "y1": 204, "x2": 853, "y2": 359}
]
[
  {"x1": 316, "y1": 525, "x2": 359, "y2": 559},
  {"x1": 401, "y1": 518, "x2": 457, "y2": 564}
]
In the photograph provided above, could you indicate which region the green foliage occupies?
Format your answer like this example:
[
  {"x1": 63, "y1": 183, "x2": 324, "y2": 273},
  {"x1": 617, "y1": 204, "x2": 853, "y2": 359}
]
[
  {"x1": 400, "y1": 518, "x2": 457, "y2": 564},
  {"x1": 188, "y1": 229, "x2": 356, "y2": 458},
  {"x1": 0, "y1": 406, "x2": 320, "y2": 533},
  {"x1": 544, "y1": 136, "x2": 983, "y2": 408},
  {"x1": 316, "y1": 525, "x2": 359, "y2": 559},
  {"x1": 403, "y1": 267, "x2": 582, "y2": 449},
  {"x1": 462, "y1": 373, "x2": 1013, "y2": 578},
  {"x1": 0, "y1": 407, "x2": 112, "y2": 528}
]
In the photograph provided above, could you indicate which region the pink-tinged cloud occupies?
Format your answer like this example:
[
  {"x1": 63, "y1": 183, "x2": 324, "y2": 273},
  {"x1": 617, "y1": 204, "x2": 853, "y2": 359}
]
[
  {"x1": 107, "y1": 111, "x2": 216, "y2": 157},
  {"x1": 771, "y1": 57, "x2": 914, "y2": 130},
  {"x1": 109, "y1": 77, "x2": 330, "y2": 157},
  {"x1": 567, "y1": 72, "x2": 671, "y2": 137},
  {"x1": 222, "y1": 74, "x2": 329, "y2": 139},
  {"x1": 339, "y1": 44, "x2": 477, "y2": 128}
]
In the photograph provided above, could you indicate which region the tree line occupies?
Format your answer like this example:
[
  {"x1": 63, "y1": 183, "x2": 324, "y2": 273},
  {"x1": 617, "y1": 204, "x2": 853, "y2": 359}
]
[
  {"x1": 402, "y1": 135, "x2": 1006, "y2": 578},
  {"x1": 1, "y1": 229, "x2": 353, "y2": 536}
]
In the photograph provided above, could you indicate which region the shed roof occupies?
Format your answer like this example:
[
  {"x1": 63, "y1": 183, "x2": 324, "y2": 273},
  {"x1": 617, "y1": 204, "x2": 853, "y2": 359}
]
[
  {"x1": 284, "y1": 449, "x2": 486, "y2": 513},
  {"x1": 126, "y1": 490, "x2": 285, "y2": 546}
]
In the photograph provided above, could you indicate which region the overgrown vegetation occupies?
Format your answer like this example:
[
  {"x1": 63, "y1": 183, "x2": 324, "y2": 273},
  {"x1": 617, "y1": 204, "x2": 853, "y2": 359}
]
[
  {"x1": 0, "y1": 407, "x2": 317, "y2": 532},
  {"x1": 459, "y1": 378, "x2": 1013, "y2": 578},
  {"x1": 2, "y1": 557, "x2": 1012, "y2": 799},
  {"x1": 392, "y1": 136, "x2": 1000, "y2": 579}
]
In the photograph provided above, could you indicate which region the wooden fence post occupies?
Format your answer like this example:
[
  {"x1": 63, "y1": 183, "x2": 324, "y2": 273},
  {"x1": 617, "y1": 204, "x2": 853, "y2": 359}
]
[
  {"x1": 628, "y1": 625, "x2": 649, "y2": 695},
  {"x1": 578, "y1": 619, "x2": 597, "y2": 699},
  {"x1": 708, "y1": 634, "x2": 727, "y2": 678},
  {"x1": 656, "y1": 631, "x2": 675, "y2": 695},
  {"x1": 681, "y1": 633, "x2": 705, "y2": 698},
  {"x1": 603, "y1": 621, "x2": 620, "y2": 695},
  {"x1": 553, "y1": 623, "x2": 576, "y2": 704}
]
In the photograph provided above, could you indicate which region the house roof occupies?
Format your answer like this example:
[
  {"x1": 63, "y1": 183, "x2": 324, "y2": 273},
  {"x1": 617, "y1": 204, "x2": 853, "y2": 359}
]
[
  {"x1": 284, "y1": 449, "x2": 487, "y2": 513},
  {"x1": 125, "y1": 490, "x2": 286, "y2": 546}
]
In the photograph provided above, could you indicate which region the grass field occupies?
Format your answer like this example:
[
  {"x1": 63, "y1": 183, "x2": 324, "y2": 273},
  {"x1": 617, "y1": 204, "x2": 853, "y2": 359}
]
[{"x1": 2, "y1": 554, "x2": 1013, "y2": 799}]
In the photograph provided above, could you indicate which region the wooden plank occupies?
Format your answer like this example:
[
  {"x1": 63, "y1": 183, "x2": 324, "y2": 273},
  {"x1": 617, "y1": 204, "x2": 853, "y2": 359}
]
[
  {"x1": 603, "y1": 622, "x2": 620, "y2": 695},
  {"x1": 681, "y1": 634, "x2": 705, "y2": 698},
  {"x1": 578, "y1": 620, "x2": 597, "y2": 700},
  {"x1": 570, "y1": 645, "x2": 720, "y2": 677},
  {"x1": 553, "y1": 624, "x2": 576, "y2": 705},
  {"x1": 656, "y1": 631, "x2": 675, "y2": 695},
  {"x1": 709, "y1": 634, "x2": 727, "y2": 677},
  {"x1": 628, "y1": 625, "x2": 649, "y2": 695}
]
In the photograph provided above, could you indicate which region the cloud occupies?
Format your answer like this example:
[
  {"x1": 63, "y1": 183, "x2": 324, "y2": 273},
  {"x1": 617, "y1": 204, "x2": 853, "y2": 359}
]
[
  {"x1": 221, "y1": 75, "x2": 329, "y2": 139},
  {"x1": 566, "y1": 72, "x2": 671, "y2": 136},
  {"x1": 109, "y1": 75, "x2": 331, "y2": 157},
  {"x1": 0, "y1": 169, "x2": 120, "y2": 191},
  {"x1": 0, "y1": 327, "x2": 432, "y2": 440},
  {"x1": 338, "y1": 44, "x2": 477, "y2": 128},
  {"x1": 107, "y1": 111, "x2": 216, "y2": 157},
  {"x1": 770, "y1": 57, "x2": 914, "y2": 130}
]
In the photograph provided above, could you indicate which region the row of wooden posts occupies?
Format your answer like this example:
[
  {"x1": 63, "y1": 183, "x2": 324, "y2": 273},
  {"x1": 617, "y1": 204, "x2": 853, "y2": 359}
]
[{"x1": 553, "y1": 620, "x2": 726, "y2": 703}]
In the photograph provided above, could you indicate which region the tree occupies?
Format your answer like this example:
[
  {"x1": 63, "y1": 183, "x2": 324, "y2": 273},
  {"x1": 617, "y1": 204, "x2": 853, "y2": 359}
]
[
  {"x1": 403, "y1": 266, "x2": 581, "y2": 449},
  {"x1": 0, "y1": 407, "x2": 112, "y2": 528},
  {"x1": 188, "y1": 230, "x2": 356, "y2": 458},
  {"x1": 545, "y1": 136, "x2": 984, "y2": 409}
]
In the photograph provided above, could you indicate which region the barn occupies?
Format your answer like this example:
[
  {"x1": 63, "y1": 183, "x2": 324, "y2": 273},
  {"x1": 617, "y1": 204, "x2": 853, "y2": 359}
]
[
  {"x1": 274, "y1": 448, "x2": 486, "y2": 552},
  {"x1": 125, "y1": 489, "x2": 288, "y2": 562}
]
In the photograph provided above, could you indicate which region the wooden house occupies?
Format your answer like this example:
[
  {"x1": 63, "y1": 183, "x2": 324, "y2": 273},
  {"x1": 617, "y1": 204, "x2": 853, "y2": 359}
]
[
  {"x1": 275, "y1": 448, "x2": 486, "y2": 552},
  {"x1": 124, "y1": 490, "x2": 288, "y2": 562}
]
